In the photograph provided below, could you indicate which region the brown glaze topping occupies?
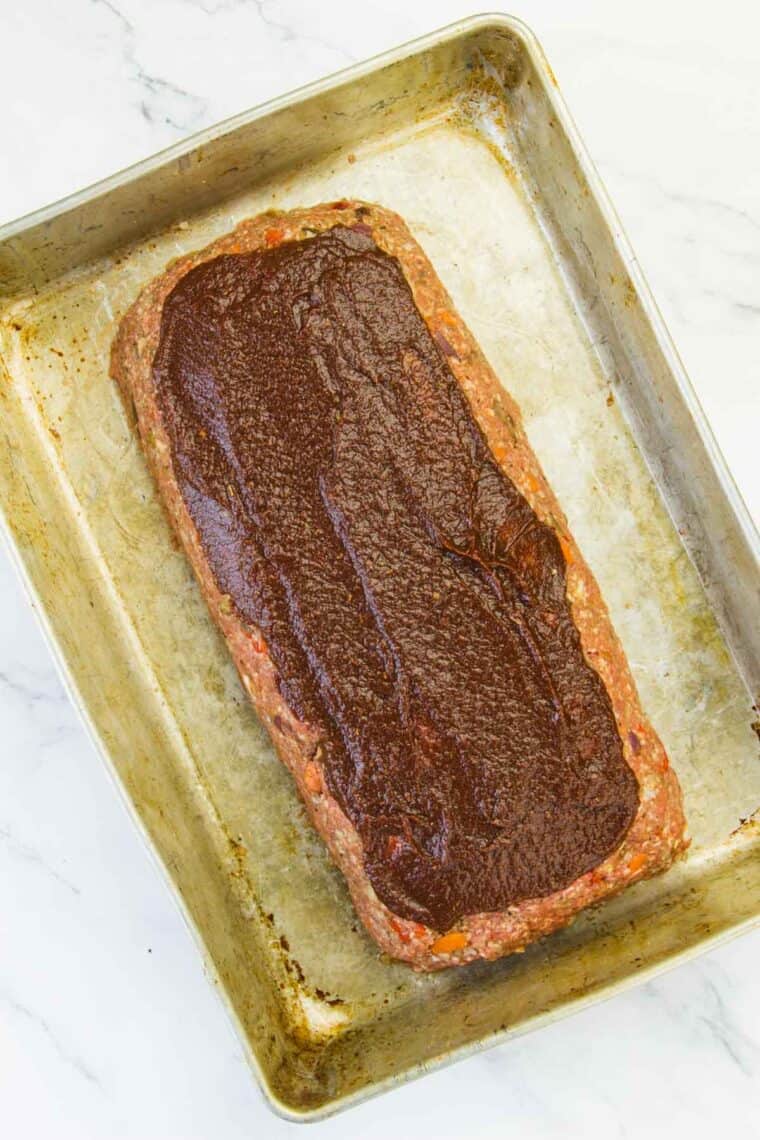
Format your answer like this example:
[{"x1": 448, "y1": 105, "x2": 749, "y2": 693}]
[{"x1": 153, "y1": 223, "x2": 639, "y2": 930}]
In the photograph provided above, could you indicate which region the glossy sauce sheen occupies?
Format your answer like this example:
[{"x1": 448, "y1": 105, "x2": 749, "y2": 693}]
[{"x1": 153, "y1": 225, "x2": 639, "y2": 930}]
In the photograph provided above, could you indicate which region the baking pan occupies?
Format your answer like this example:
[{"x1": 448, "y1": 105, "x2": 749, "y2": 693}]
[{"x1": 0, "y1": 14, "x2": 758, "y2": 1120}]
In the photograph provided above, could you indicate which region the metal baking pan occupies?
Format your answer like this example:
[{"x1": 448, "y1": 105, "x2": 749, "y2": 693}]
[{"x1": 0, "y1": 14, "x2": 758, "y2": 1120}]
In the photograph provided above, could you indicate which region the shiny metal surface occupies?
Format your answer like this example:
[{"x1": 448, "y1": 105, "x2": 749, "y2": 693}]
[{"x1": 0, "y1": 15, "x2": 757, "y2": 1119}]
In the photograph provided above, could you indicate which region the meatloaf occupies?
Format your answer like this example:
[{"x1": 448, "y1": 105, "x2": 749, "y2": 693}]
[{"x1": 110, "y1": 200, "x2": 687, "y2": 971}]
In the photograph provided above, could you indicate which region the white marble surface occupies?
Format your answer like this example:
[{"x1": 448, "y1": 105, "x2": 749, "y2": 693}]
[{"x1": 1, "y1": 1, "x2": 759, "y2": 1136}]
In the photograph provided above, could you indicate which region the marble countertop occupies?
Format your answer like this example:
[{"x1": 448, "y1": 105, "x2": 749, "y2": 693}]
[{"x1": 1, "y1": 2, "x2": 758, "y2": 1136}]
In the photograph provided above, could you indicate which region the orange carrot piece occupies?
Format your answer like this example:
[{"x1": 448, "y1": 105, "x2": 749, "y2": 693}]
[
  {"x1": 627, "y1": 852, "x2": 647, "y2": 874},
  {"x1": 391, "y1": 919, "x2": 429, "y2": 945},
  {"x1": 303, "y1": 761, "x2": 322, "y2": 795},
  {"x1": 430, "y1": 931, "x2": 469, "y2": 955},
  {"x1": 559, "y1": 534, "x2": 574, "y2": 564},
  {"x1": 390, "y1": 917, "x2": 411, "y2": 944},
  {"x1": 251, "y1": 632, "x2": 267, "y2": 654}
]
